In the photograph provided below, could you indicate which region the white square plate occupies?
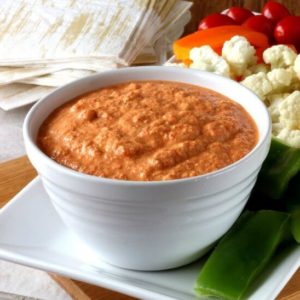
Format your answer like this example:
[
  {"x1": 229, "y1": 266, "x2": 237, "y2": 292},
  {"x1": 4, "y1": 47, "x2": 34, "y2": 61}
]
[{"x1": 0, "y1": 177, "x2": 300, "y2": 300}]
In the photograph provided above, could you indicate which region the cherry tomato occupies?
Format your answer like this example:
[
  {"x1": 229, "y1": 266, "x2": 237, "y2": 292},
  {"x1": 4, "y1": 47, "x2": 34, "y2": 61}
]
[
  {"x1": 198, "y1": 13, "x2": 236, "y2": 31},
  {"x1": 225, "y1": 7, "x2": 253, "y2": 24},
  {"x1": 243, "y1": 15, "x2": 274, "y2": 41},
  {"x1": 274, "y1": 16, "x2": 300, "y2": 51},
  {"x1": 255, "y1": 47, "x2": 269, "y2": 63},
  {"x1": 262, "y1": 1, "x2": 290, "y2": 23}
]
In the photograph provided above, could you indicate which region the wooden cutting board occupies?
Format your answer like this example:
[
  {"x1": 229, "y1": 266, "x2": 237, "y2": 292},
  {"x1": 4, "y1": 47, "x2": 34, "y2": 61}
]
[{"x1": 0, "y1": 156, "x2": 299, "y2": 299}]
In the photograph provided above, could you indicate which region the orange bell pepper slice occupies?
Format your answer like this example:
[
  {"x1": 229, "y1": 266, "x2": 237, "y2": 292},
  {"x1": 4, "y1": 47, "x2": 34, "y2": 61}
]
[{"x1": 173, "y1": 25, "x2": 269, "y2": 61}]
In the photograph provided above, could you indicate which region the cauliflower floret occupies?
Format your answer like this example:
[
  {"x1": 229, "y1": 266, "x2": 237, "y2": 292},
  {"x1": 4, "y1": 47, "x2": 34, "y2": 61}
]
[
  {"x1": 222, "y1": 35, "x2": 256, "y2": 76},
  {"x1": 293, "y1": 54, "x2": 300, "y2": 80},
  {"x1": 272, "y1": 66, "x2": 300, "y2": 93},
  {"x1": 164, "y1": 61, "x2": 187, "y2": 68},
  {"x1": 190, "y1": 46, "x2": 231, "y2": 77},
  {"x1": 278, "y1": 91, "x2": 300, "y2": 130},
  {"x1": 267, "y1": 93, "x2": 290, "y2": 122},
  {"x1": 289, "y1": 81, "x2": 300, "y2": 91},
  {"x1": 286, "y1": 66, "x2": 300, "y2": 87},
  {"x1": 241, "y1": 72, "x2": 273, "y2": 100},
  {"x1": 263, "y1": 45, "x2": 297, "y2": 69},
  {"x1": 272, "y1": 122, "x2": 284, "y2": 136},
  {"x1": 243, "y1": 64, "x2": 269, "y2": 78},
  {"x1": 276, "y1": 128, "x2": 300, "y2": 148},
  {"x1": 267, "y1": 68, "x2": 294, "y2": 92}
]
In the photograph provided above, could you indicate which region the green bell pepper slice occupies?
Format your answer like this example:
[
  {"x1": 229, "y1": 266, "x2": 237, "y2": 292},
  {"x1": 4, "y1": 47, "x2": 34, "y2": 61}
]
[
  {"x1": 195, "y1": 210, "x2": 291, "y2": 300},
  {"x1": 285, "y1": 174, "x2": 300, "y2": 243},
  {"x1": 290, "y1": 209, "x2": 300, "y2": 243},
  {"x1": 256, "y1": 137, "x2": 300, "y2": 200}
]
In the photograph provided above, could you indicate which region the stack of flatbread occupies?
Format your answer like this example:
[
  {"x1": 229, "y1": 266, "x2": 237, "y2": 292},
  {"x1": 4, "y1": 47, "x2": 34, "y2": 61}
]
[{"x1": 0, "y1": 0, "x2": 192, "y2": 110}]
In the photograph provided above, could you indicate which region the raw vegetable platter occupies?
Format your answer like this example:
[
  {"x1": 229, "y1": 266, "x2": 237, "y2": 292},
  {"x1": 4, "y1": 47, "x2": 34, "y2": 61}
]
[{"x1": 164, "y1": 1, "x2": 300, "y2": 299}]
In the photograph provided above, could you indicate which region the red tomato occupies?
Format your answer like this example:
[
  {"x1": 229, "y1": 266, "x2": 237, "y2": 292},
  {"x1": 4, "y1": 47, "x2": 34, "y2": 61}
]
[
  {"x1": 243, "y1": 15, "x2": 274, "y2": 41},
  {"x1": 274, "y1": 16, "x2": 300, "y2": 51},
  {"x1": 262, "y1": 1, "x2": 290, "y2": 23},
  {"x1": 225, "y1": 7, "x2": 253, "y2": 24},
  {"x1": 198, "y1": 13, "x2": 236, "y2": 30},
  {"x1": 255, "y1": 47, "x2": 268, "y2": 63}
]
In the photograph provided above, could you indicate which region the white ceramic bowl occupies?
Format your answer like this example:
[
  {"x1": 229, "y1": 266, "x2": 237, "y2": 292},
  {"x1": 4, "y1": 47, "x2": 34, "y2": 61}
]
[{"x1": 23, "y1": 67, "x2": 271, "y2": 271}]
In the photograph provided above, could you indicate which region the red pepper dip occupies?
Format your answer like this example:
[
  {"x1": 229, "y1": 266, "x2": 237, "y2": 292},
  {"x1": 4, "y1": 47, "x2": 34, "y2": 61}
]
[{"x1": 38, "y1": 81, "x2": 258, "y2": 181}]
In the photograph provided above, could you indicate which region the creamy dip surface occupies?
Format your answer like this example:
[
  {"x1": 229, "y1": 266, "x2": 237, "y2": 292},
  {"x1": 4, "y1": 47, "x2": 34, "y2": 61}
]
[{"x1": 38, "y1": 81, "x2": 258, "y2": 181}]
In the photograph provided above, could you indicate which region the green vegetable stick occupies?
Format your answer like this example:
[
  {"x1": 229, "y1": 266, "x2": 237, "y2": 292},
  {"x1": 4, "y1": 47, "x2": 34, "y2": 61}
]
[
  {"x1": 195, "y1": 211, "x2": 291, "y2": 300},
  {"x1": 290, "y1": 209, "x2": 300, "y2": 243},
  {"x1": 285, "y1": 174, "x2": 300, "y2": 243},
  {"x1": 256, "y1": 137, "x2": 300, "y2": 200}
]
